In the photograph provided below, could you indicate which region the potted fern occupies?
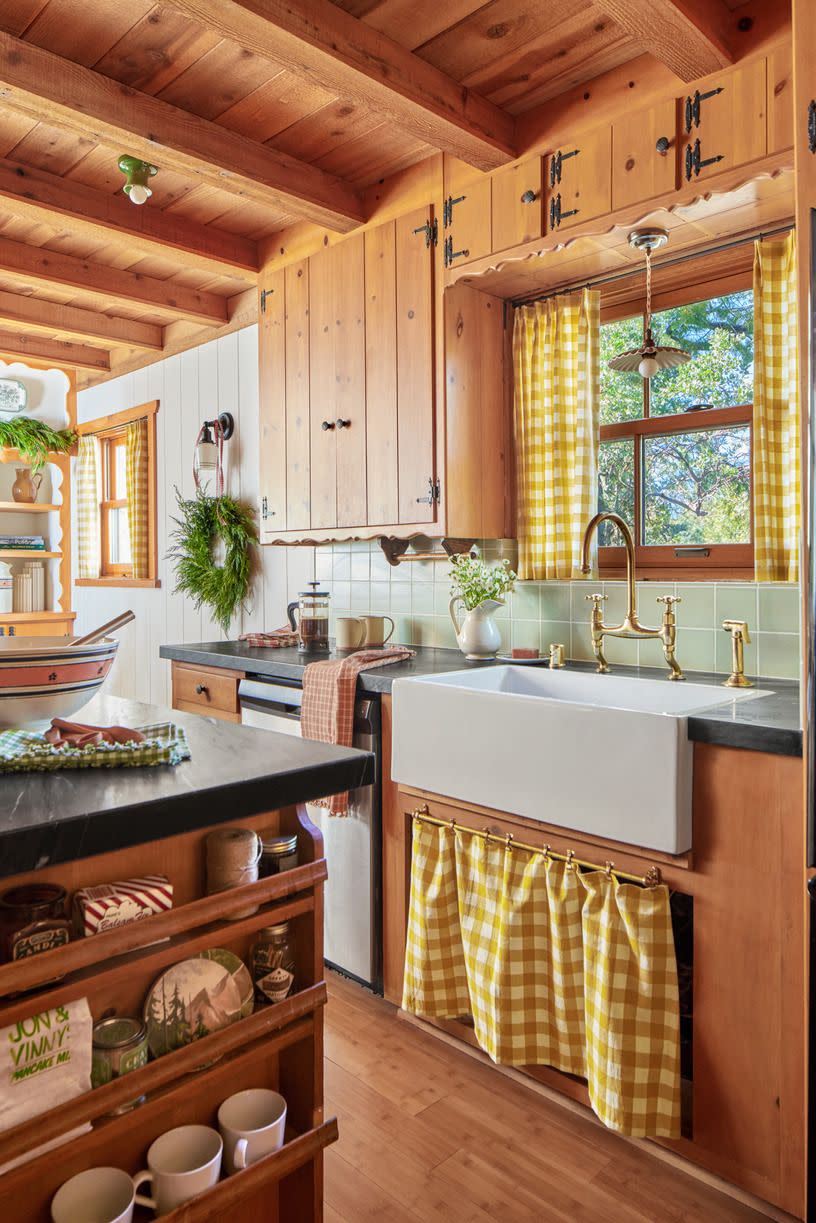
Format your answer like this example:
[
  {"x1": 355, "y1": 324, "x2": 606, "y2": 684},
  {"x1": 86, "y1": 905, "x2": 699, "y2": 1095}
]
[{"x1": 448, "y1": 554, "x2": 516, "y2": 659}]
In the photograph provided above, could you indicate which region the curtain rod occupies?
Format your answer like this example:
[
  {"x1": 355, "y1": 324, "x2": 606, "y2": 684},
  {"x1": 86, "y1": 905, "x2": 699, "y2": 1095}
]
[
  {"x1": 411, "y1": 805, "x2": 663, "y2": 888},
  {"x1": 511, "y1": 222, "x2": 794, "y2": 309}
]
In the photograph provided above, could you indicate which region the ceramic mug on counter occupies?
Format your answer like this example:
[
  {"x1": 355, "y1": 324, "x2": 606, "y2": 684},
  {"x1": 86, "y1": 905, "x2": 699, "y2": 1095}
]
[
  {"x1": 359, "y1": 614, "x2": 395, "y2": 647},
  {"x1": 133, "y1": 1124, "x2": 222, "y2": 1215},
  {"x1": 335, "y1": 616, "x2": 366, "y2": 651},
  {"x1": 218, "y1": 1087, "x2": 287, "y2": 1174},
  {"x1": 51, "y1": 1167, "x2": 135, "y2": 1223}
]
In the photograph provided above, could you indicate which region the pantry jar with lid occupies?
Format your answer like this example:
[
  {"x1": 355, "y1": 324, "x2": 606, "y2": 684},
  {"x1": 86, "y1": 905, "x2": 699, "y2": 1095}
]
[
  {"x1": 287, "y1": 581, "x2": 330, "y2": 654},
  {"x1": 91, "y1": 1016, "x2": 148, "y2": 1113},
  {"x1": 258, "y1": 833, "x2": 299, "y2": 879},
  {"x1": 0, "y1": 883, "x2": 70, "y2": 964},
  {"x1": 251, "y1": 922, "x2": 296, "y2": 1005}
]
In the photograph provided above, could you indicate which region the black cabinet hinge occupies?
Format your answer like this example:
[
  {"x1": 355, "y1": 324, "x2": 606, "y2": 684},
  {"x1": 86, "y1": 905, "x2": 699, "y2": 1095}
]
[
  {"x1": 417, "y1": 477, "x2": 441, "y2": 505},
  {"x1": 549, "y1": 193, "x2": 579, "y2": 230},
  {"x1": 413, "y1": 216, "x2": 438, "y2": 248},
  {"x1": 549, "y1": 148, "x2": 579, "y2": 188},
  {"x1": 260, "y1": 288, "x2": 273, "y2": 314},
  {"x1": 809, "y1": 100, "x2": 816, "y2": 154},
  {"x1": 684, "y1": 86, "x2": 723, "y2": 133},
  {"x1": 444, "y1": 235, "x2": 470, "y2": 268},
  {"x1": 684, "y1": 138, "x2": 724, "y2": 181},
  {"x1": 261, "y1": 495, "x2": 272, "y2": 521},
  {"x1": 443, "y1": 194, "x2": 466, "y2": 228}
]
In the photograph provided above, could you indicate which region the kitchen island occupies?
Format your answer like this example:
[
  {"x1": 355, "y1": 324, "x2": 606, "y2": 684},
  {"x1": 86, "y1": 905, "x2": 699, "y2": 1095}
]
[{"x1": 0, "y1": 694, "x2": 370, "y2": 1222}]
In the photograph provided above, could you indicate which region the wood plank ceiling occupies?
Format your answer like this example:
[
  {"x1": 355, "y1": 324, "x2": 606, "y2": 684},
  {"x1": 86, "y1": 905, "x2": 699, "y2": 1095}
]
[{"x1": 0, "y1": 0, "x2": 779, "y2": 380}]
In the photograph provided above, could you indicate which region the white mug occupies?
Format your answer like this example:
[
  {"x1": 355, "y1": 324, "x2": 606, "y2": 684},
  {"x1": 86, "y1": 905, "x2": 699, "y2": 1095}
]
[
  {"x1": 359, "y1": 614, "x2": 395, "y2": 647},
  {"x1": 218, "y1": 1088, "x2": 287, "y2": 1175},
  {"x1": 335, "y1": 616, "x2": 365, "y2": 651},
  {"x1": 51, "y1": 1166, "x2": 135, "y2": 1223},
  {"x1": 133, "y1": 1125, "x2": 222, "y2": 1215}
]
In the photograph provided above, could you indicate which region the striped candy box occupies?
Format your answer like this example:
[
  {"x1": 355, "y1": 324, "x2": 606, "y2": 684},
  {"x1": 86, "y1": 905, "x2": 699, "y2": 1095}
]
[
  {"x1": 73, "y1": 875, "x2": 173, "y2": 937},
  {"x1": 0, "y1": 635, "x2": 119, "y2": 730}
]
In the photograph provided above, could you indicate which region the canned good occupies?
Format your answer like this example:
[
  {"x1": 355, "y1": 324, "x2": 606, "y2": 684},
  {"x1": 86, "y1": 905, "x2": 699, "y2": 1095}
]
[
  {"x1": 91, "y1": 1016, "x2": 148, "y2": 1113},
  {"x1": 0, "y1": 883, "x2": 70, "y2": 966},
  {"x1": 258, "y1": 834, "x2": 299, "y2": 879},
  {"x1": 251, "y1": 922, "x2": 295, "y2": 1005}
]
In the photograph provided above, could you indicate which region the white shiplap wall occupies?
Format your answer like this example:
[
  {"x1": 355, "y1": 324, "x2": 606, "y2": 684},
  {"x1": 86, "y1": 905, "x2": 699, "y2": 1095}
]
[{"x1": 74, "y1": 326, "x2": 315, "y2": 707}]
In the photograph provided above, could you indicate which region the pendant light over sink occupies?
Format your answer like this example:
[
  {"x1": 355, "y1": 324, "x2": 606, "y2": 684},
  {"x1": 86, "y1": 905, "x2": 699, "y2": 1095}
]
[{"x1": 608, "y1": 228, "x2": 692, "y2": 379}]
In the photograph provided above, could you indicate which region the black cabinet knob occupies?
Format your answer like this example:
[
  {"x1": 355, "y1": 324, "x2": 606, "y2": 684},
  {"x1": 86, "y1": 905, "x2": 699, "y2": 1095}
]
[
  {"x1": 195, "y1": 684, "x2": 208, "y2": 696},
  {"x1": 655, "y1": 136, "x2": 671, "y2": 154},
  {"x1": 520, "y1": 189, "x2": 539, "y2": 204},
  {"x1": 336, "y1": 418, "x2": 351, "y2": 429},
  {"x1": 321, "y1": 420, "x2": 335, "y2": 431}
]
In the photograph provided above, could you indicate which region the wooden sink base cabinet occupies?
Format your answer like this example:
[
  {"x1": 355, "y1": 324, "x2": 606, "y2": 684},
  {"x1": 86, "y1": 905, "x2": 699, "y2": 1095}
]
[
  {"x1": 382, "y1": 691, "x2": 807, "y2": 1219},
  {"x1": 0, "y1": 804, "x2": 333, "y2": 1223}
]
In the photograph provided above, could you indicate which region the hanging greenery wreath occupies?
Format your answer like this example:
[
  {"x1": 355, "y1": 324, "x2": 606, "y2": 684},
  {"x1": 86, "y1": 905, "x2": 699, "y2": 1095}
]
[{"x1": 169, "y1": 489, "x2": 258, "y2": 634}]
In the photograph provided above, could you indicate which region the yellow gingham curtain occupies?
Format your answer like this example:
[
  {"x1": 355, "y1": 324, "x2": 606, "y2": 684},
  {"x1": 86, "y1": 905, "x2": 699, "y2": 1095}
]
[
  {"x1": 403, "y1": 819, "x2": 680, "y2": 1138},
  {"x1": 513, "y1": 290, "x2": 600, "y2": 580},
  {"x1": 75, "y1": 434, "x2": 101, "y2": 580},
  {"x1": 126, "y1": 418, "x2": 150, "y2": 580},
  {"x1": 753, "y1": 232, "x2": 799, "y2": 581}
]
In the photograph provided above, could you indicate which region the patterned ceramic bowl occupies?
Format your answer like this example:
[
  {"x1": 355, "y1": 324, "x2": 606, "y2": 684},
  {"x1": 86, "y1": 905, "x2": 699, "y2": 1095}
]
[{"x1": 0, "y1": 635, "x2": 118, "y2": 730}]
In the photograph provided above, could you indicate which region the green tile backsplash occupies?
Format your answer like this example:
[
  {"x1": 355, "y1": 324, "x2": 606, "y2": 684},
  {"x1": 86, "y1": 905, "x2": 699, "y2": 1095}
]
[{"x1": 315, "y1": 541, "x2": 801, "y2": 680}]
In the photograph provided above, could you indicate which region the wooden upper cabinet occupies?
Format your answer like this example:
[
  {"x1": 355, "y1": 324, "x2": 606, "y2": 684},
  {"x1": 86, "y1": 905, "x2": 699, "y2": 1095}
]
[
  {"x1": 491, "y1": 156, "x2": 545, "y2": 253},
  {"x1": 284, "y1": 261, "x2": 311, "y2": 533},
  {"x1": 443, "y1": 158, "x2": 492, "y2": 270},
  {"x1": 612, "y1": 100, "x2": 678, "y2": 210},
  {"x1": 768, "y1": 44, "x2": 794, "y2": 153},
  {"x1": 679, "y1": 59, "x2": 767, "y2": 185},
  {"x1": 545, "y1": 126, "x2": 612, "y2": 234},
  {"x1": 258, "y1": 270, "x2": 287, "y2": 539},
  {"x1": 364, "y1": 222, "x2": 399, "y2": 528},
  {"x1": 395, "y1": 208, "x2": 436, "y2": 524}
]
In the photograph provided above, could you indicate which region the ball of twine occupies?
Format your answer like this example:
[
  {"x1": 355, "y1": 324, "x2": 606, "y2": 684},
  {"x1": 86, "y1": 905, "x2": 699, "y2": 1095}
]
[{"x1": 206, "y1": 827, "x2": 262, "y2": 919}]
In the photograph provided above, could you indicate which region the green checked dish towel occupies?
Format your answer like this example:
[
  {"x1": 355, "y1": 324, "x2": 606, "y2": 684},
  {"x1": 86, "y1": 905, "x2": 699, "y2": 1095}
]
[{"x1": 0, "y1": 723, "x2": 191, "y2": 773}]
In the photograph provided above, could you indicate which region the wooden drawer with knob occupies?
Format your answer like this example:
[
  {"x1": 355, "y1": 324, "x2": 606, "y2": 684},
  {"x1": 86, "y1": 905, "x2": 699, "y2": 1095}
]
[
  {"x1": 171, "y1": 662, "x2": 243, "y2": 722},
  {"x1": 612, "y1": 99, "x2": 678, "y2": 210}
]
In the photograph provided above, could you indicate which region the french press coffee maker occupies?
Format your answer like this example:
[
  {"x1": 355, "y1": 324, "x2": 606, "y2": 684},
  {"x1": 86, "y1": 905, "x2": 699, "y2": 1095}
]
[{"x1": 287, "y1": 581, "x2": 330, "y2": 654}]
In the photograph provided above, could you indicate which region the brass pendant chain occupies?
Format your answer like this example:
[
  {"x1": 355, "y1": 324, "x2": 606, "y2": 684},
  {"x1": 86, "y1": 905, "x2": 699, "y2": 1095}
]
[{"x1": 645, "y1": 247, "x2": 653, "y2": 332}]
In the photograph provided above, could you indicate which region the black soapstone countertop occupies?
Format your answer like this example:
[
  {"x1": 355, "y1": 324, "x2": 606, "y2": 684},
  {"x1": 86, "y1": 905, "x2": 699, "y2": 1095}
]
[
  {"x1": 160, "y1": 641, "x2": 802, "y2": 758},
  {"x1": 0, "y1": 693, "x2": 374, "y2": 877}
]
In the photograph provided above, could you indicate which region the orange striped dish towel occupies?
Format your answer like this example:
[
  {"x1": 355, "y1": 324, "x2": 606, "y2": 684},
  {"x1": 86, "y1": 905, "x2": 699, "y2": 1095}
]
[{"x1": 301, "y1": 647, "x2": 414, "y2": 816}]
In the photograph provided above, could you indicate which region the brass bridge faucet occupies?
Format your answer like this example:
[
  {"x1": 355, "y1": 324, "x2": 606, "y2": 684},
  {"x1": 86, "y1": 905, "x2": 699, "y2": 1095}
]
[{"x1": 579, "y1": 512, "x2": 684, "y2": 681}]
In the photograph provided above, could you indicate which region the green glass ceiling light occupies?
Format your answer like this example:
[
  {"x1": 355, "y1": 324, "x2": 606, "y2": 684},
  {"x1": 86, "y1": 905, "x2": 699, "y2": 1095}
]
[{"x1": 118, "y1": 155, "x2": 158, "y2": 205}]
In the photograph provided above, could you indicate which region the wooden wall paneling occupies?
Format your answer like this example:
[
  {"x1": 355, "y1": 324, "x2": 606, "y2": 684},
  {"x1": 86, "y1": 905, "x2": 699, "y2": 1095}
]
[
  {"x1": 330, "y1": 235, "x2": 367, "y2": 530},
  {"x1": 768, "y1": 42, "x2": 795, "y2": 153},
  {"x1": 490, "y1": 156, "x2": 545, "y2": 254},
  {"x1": 611, "y1": 98, "x2": 679, "y2": 210},
  {"x1": 308, "y1": 245, "x2": 339, "y2": 532},
  {"x1": 259, "y1": 270, "x2": 288, "y2": 537},
  {"x1": 364, "y1": 221, "x2": 399, "y2": 527},
  {"x1": 285, "y1": 261, "x2": 311, "y2": 532},
  {"x1": 443, "y1": 282, "x2": 508, "y2": 539},
  {"x1": 395, "y1": 207, "x2": 435, "y2": 523}
]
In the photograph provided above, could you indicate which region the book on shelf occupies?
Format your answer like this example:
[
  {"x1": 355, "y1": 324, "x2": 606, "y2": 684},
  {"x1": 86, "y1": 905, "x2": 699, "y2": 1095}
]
[{"x1": 0, "y1": 537, "x2": 46, "y2": 549}]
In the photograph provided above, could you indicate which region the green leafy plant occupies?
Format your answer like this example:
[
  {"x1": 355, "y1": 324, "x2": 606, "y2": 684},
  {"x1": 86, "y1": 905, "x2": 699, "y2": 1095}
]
[
  {"x1": 449, "y1": 554, "x2": 516, "y2": 611},
  {"x1": 169, "y1": 489, "x2": 258, "y2": 634},
  {"x1": 0, "y1": 416, "x2": 76, "y2": 472}
]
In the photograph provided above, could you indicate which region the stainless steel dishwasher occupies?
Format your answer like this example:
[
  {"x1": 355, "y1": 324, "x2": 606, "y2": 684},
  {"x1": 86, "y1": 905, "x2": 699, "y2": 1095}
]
[{"x1": 238, "y1": 675, "x2": 382, "y2": 993}]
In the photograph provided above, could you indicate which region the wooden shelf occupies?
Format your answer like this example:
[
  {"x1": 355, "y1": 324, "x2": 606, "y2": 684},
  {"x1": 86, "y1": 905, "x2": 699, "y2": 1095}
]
[
  {"x1": 0, "y1": 549, "x2": 60, "y2": 558},
  {"x1": 0, "y1": 500, "x2": 60, "y2": 512},
  {"x1": 0, "y1": 611, "x2": 75, "y2": 623}
]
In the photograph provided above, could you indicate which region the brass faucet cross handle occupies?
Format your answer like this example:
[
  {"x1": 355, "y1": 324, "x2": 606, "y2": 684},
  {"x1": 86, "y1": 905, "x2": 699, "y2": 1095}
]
[{"x1": 722, "y1": 620, "x2": 753, "y2": 688}]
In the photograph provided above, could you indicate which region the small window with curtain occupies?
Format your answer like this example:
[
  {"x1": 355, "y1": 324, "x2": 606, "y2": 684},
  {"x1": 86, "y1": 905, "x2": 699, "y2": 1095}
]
[
  {"x1": 75, "y1": 401, "x2": 159, "y2": 588},
  {"x1": 598, "y1": 289, "x2": 754, "y2": 577}
]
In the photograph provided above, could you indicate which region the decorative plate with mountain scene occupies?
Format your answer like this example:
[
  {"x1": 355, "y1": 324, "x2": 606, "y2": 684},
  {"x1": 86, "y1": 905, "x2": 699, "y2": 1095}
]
[{"x1": 143, "y1": 948, "x2": 254, "y2": 1057}]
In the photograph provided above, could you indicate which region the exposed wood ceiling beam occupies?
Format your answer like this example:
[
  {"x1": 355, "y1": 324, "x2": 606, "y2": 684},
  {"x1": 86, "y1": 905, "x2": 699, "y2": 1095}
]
[
  {"x1": 0, "y1": 31, "x2": 365, "y2": 233},
  {"x1": 0, "y1": 329, "x2": 110, "y2": 372},
  {"x1": 0, "y1": 235, "x2": 227, "y2": 327},
  {"x1": 162, "y1": 0, "x2": 517, "y2": 171},
  {"x1": 0, "y1": 159, "x2": 258, "y2": 279},
  {"x1": 592, "y1": 0, "x2": 733, "y2": 80},
  {"x1": 0, "y1": 290, "x2": 162, "y2": 352}
]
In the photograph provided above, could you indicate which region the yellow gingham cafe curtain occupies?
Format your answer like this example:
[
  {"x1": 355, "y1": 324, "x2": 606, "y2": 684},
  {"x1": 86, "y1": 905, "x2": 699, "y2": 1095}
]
[
  {"x1": 75, "y1": 433, "x2": 101, "y2": 580},
  {"x1": 126, "y1": 418, "x2": 150, "y2": 580},
  {"x1": 753, "y1": 232, "x2": 800, "y2": 581},
  {"x1": 512, "y1": 290, "x2": 600, "y2": 580},
  {"x1": 403, "y1": 818, "x2": 680, "y2": 1139}
]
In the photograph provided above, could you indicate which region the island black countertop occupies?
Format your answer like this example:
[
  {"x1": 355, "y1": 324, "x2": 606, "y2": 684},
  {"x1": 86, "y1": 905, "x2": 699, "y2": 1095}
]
[
  {"x1": 161, "y1": 641, "x2": 803, "y2": 758},
  {"x1": 0, "y1": 693, "x2": 374, "y2": 878}
]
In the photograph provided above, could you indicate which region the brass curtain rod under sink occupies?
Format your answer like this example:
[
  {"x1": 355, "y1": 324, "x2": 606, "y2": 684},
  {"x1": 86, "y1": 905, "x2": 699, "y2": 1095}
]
[{"x1": 411, "y1": 806, "x2": 663, "y2": 889}]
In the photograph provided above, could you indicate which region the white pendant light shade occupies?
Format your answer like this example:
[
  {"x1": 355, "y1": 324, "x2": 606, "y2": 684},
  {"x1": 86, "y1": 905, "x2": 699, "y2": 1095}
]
[{"x1": 608, "y1": 229, "x2": 692, "y2": 380}]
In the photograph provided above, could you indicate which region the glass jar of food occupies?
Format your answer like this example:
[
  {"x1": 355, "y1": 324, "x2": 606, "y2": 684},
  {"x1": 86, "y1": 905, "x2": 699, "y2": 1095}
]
[
  {"x1": 91, "y1": 1016, "x2": 148, "y2": 1113},
  {"x1": 287, "y1": 582, "x2": 330, "y2": 654},
  {"x1": 251, "y1": 922, "x2": 295, "y2": 1005},
  {"x1": 258, "y1": 834, "x2": 299, "y2": 879},
  {"x1": 0, "y1": 883, "x2": 70, "y2": 964}
]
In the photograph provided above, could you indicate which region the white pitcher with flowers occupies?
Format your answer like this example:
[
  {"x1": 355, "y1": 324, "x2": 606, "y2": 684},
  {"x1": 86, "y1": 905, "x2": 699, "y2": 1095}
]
[{"x1": 448, "y1": 554, "x2": 516, "y2": 660}]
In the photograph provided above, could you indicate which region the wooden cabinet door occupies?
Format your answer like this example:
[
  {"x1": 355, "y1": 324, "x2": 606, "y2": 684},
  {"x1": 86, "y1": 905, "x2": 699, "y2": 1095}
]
[
  {"x1": 284, "y1": 261, "x2": 311, "y2": 532},
  {"x1": 768, "y1": 44, "x2": 794, "y2": 153},
  {"x1": 491, "y1": 156, "x2": 545, "y2": 253},
  {"x1": 396, "y1": 207, "x2": 436, "y2": 524},
  {"x1": 612, "y1": 100, "x2": 678, "y2": 210},
  {"x1": 308, "y1": 245, "x2": 339, "y2": 531},
  {"x1": 258, "y1": 270, "x2": 287, "y2": 539},
  {"x1": 332, "y1": 235, "x2": 367, "y2": 529},
  {"x1": 444, "y1": 158, "x2": 492, "y2": 270},
  {"x1": 546, "y1": 126, "x2": 612, "y2": 234},
  {"x1": 679, "y1": 59, "x2": 767, "y2": 185},
  {"x1": 365, "y1": 222, "x2": 399, "y2": 527}
]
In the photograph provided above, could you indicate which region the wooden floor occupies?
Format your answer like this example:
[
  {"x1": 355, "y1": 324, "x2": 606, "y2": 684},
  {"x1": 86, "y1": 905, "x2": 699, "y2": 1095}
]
[{"x1": 324, "y1": 972, "x2": 775, "y2": 1223}]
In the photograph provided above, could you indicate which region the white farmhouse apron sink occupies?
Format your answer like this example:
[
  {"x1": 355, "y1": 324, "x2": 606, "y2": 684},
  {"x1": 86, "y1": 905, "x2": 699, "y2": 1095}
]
[{"x1": 391, "y1": 667, "x2": 765, "y2": 854}]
